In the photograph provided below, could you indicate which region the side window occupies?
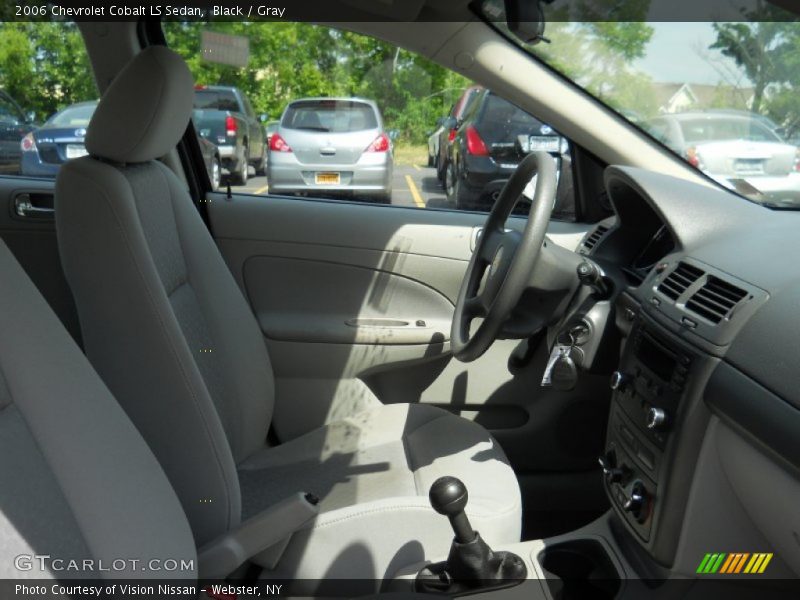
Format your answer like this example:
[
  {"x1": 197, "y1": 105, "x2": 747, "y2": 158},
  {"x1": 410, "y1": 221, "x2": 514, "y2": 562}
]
[
  {"x1": 0, "y1": 23, "x2": 97, "y2": 179},
  {"x1": 165, "y1": 22, "x2": 576, "y2": 220}
]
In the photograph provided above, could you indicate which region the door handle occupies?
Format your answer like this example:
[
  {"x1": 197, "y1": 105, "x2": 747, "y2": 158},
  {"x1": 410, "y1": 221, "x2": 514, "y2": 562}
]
[{"x1": 14, "y1": 193, "x2": 54, "y2": 219}]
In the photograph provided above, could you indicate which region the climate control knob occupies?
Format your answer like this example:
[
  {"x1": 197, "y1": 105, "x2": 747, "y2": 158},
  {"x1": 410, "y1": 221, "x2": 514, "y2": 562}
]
[
  {"x1": 646, "y1": 407, "x2": 668, "y2": 430},
  {"x1": 622, "y1": 480, "x2": 648, "y2": 522},
  {"x1": 610, "y1": 371, "x2": 628, "y2": 391},
  {"x1": 598, "y1": 453, "x2": 630, "y2": 484}
]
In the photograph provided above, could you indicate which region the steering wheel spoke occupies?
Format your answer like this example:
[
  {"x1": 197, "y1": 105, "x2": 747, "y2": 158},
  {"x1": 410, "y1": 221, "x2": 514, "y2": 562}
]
[
  {"x1": 451, "y1": 152, "x2": 558, "y2": 362},
  {"x1": 464, "y1": 295, "x2": 487, "y2": 318},
  {"x1": 478, "y1": 227, "x2": 504, "y2": 262}
]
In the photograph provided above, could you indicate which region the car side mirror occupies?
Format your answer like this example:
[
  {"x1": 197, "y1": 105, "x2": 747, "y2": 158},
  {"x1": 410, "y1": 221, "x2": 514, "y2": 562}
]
[
  {"x1": 387, "y1": 129, "x2": 400, "y2": 141},
  {"x1": 259, "y1": 113, "x2": 268, "y2": 123},
  {"x1": 25, "y1": 111, "x2": 36, "y2": 124},
  {"x1": 444, "y1": 117, "x2": 458, "y2": 130}
]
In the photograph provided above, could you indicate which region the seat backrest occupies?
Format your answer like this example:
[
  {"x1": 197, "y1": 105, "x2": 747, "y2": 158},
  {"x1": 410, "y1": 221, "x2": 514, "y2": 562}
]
[
  {"x1": 56, "y1": 46, "x2": 276, "y2": 546},
  {"x1": 0, "y1": 238, "x2": 196, "y2": 579}
]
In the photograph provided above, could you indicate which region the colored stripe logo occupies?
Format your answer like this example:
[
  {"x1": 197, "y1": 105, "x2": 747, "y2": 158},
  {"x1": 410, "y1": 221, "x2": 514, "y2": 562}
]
[{"x1": 697, "y1": 553, "x2": 773, "y2": 574}]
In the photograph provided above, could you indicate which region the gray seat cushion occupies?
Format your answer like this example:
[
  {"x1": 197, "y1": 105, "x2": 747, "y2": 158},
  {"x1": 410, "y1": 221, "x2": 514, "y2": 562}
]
[{"x1": 239, "y1": 403, "x2": 521, "y2": 579}]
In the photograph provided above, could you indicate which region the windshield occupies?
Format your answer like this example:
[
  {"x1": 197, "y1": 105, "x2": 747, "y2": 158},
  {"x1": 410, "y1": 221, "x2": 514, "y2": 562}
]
[
  {"x1": 478, "y1": 0, "x2": 800, "y2": 209},
  {"x1": 47, "y1": 103, "x2": 96, "y2": 127},
  {"x1": 281, "y1": 100, "x2": 378, "y2": 133}
]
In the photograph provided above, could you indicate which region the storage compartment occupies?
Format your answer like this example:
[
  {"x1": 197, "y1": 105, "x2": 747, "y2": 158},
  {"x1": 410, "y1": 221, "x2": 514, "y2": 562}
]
[{"x1": 538, "y1": 539, "x2": 621, "y2": 600}]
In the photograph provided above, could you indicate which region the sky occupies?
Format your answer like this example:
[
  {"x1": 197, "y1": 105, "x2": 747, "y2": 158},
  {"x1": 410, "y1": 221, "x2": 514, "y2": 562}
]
[{"x1": 634, "y1": 22, "x2": 748, "y2": 85}]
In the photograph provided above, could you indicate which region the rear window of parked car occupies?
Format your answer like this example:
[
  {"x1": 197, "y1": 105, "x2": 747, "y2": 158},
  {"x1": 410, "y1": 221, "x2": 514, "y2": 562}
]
[
  {"x1": 194, "y1": 89, "x2": 239, "y2": 112},
  {"x1": 480, "y1": 95, "x2": 539, "y2": 129},
  {"x1": 679, "y1": 119, "x2": 781, "y2": 144},
  {"x1": 282, "y1": 100, "x2": 378, "y2": 133}
]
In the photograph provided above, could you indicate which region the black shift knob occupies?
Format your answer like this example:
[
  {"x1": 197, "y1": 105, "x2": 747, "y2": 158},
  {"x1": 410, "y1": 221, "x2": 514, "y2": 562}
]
[
  {"x1": 430, "y1": 476, "x2": 468, "y2": 515},
  {"x1": 429, "y1": 476, "x2": 475, "y2": 543}
]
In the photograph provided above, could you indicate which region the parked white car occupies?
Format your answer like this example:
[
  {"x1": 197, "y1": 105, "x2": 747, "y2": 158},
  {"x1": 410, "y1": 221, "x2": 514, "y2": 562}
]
[{"x1": 645, "y1": 112, "x2": 800, "y2": 205}]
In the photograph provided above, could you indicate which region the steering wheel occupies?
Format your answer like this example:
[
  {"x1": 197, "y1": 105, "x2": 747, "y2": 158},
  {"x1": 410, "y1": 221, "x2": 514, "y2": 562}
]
[{"x1": 451, "y1": 151, "x2": 557, "y2": 362}]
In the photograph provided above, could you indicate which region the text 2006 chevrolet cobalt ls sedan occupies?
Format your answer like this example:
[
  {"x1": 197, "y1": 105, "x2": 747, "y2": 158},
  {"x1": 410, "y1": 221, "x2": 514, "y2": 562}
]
[{"x1": 267, "y1": 98, "x2": 393, "y2": 203}]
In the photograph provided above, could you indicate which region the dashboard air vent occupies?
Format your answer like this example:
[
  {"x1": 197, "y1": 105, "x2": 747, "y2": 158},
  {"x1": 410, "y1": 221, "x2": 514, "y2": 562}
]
[
  {"x1": 657, "y1": 262, "x2": 704, "y2": 301},
  {"x1": 581, "y1": 225, "x2": 609, "y2": 253},
  {"x1": 685, "y1": 277, "x2": 748, "y2": 324}
]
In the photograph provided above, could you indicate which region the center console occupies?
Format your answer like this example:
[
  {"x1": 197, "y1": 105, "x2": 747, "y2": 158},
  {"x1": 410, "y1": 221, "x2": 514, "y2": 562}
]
[
  {"x1": 601, "y1": 320, "x2": 694, "y2": 542},
  {"x1": 391, "y1": 513, "x2": 633, "y2": 600},
  {"x1": 388, "y1": 264, "x2": 726, "y2": 597}
]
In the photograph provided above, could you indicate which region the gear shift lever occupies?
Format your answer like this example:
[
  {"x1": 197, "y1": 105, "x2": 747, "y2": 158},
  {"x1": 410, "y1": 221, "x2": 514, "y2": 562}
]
[
  {"x1": 416, "y1": 476, "x2": 527, "y2": 593},
  {"x1": 429, "y1": 476, "x2": 475, "y2": 544}
]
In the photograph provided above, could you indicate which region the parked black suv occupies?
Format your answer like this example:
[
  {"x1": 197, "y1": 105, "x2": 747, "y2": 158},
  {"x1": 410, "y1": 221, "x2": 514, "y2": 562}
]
[{"x1": 445, "y1": 89, "x2": 568, "y2": 211}]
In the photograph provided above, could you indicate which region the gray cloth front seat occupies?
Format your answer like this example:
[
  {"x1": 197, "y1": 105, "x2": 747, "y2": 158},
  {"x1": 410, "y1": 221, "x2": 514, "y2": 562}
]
[
  {"x1": 0, "y1": 239, "x2": 196, "y2": 580},
  {"x1": 56, "y1": 46, "x2": 521, "y2": 580}
]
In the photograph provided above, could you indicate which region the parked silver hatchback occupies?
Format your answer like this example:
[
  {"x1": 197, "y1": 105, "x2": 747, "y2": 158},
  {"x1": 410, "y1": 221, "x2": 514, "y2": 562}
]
[{"x1": 267, "y1": 98, "x2": 393, "y2": 202}]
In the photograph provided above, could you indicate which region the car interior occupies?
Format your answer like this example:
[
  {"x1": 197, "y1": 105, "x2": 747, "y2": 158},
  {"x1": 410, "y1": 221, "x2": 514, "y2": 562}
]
[{"x1": 1, "y1": 1, "x2": 799, "y2": 599}]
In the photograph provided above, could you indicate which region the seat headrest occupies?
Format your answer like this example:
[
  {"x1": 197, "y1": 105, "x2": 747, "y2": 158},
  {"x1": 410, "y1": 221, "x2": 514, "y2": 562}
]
[{"x1": 86, "y1": 46, "x2": 194, "y2": 163}]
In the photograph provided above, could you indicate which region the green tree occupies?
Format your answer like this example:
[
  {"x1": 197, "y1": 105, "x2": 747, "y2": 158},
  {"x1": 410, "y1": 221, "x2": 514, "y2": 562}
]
[
  {"x1": 709, "y1": 2, "x2": 800, "y2": 134},
  {"x1": 163, "y1": 21, "x2": 471, "y2": 143},
  {"x1": 711, "y1": 21, "x2": 783, "y2": 113},
  {"x1": 0, "y1": 22, "x2": 95, "y2": 121},
  {"x1": 532, "y1": 20, "x2": 657, "y2": 118}
]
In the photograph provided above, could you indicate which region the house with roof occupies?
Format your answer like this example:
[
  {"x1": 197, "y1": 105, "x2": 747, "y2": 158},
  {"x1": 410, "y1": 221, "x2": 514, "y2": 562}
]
[{"x1": 652, "y1": 82, "x2": 755, "y2": 114}]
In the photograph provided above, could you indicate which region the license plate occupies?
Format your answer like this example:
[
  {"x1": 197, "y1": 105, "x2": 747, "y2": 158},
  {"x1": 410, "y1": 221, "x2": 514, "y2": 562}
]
[
  {"x1": 529, "y1": 136, "x2": 561, "y2": 153},
  {"x1": 66, "y1": 144, "x2": 88, "y2": 159},
  {"x1": 315, "y1": 172, "x2": 340, "y2": 185},
  {"x1": 734, "y1": 159, "x2": 764, "y2": 175}
]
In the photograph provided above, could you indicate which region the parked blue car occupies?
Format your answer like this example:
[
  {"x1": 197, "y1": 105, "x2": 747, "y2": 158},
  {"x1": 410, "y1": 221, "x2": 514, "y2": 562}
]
[
  {"x1": 20, "y1": 100, "x2": 221, "y2": 189},
  {"x1": 20, "y1": 101, "x2": 96, "y2": 177}
]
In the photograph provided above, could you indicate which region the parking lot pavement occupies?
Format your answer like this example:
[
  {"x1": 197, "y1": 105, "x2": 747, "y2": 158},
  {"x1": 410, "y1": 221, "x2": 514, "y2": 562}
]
[
  {"x1": 228, "y1": 163, "x2": 452, "y2": 209},
  {"x1": 389, "y1": 164, "x2": 451, "y2": 209}
]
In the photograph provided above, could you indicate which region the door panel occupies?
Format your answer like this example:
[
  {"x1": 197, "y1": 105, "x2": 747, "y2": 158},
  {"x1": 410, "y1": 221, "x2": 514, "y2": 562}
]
[
  {"x1": 210, "y1": 192, "x2": 606, "y2": 474},
  {"x1": 245, "y1": 256, "x2": 453, "y2": 345},
  {"x1": 0, "y1": 176, "x2": 81, "y2": 343}
]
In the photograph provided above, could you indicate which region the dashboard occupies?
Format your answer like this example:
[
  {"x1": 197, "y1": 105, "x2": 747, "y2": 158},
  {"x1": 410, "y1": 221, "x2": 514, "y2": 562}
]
[{"x1": 576, "y1": 166, "x2": 800, "y2": 578}]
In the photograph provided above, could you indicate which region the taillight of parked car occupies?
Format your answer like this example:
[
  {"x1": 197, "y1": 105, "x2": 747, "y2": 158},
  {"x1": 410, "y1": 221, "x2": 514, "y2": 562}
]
[
  {"x1": 366, "y1": 133, "x2": 390, "y2": 153},
  {"x1": 269, "y1": 133, "x2": 292, "y2": 153},
  {"x1": 448, "y1": 129, "x2": 457, "y2": 143},
  {"x1": 225, "y1": 115, "x2": 237, "y2": 137},
  {"x1": 465, "y1": 125, "x2": 489, "y2": 157},
  {"x1": 686, "y1": 146, "x2": 701, "y2": 169},
  {"x1": 20, "y1": 133, "x2": 36, "y2": 153}
]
